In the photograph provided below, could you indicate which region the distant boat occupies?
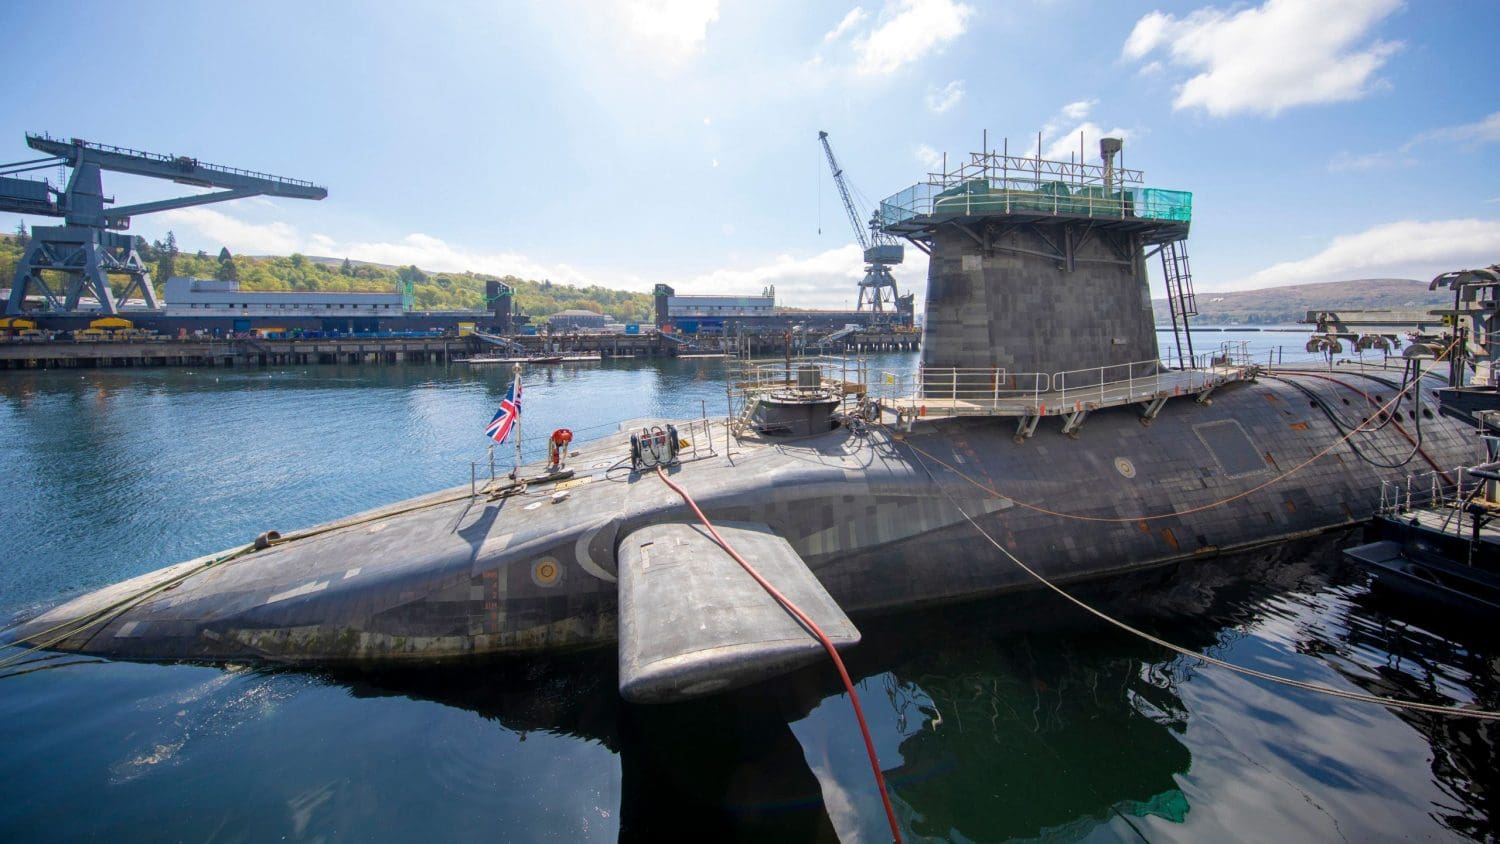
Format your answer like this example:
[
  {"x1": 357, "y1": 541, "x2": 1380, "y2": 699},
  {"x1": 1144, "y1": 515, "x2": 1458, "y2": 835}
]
[{"x1": 455, "y1": 355, "x2": 564, "y2": 365}]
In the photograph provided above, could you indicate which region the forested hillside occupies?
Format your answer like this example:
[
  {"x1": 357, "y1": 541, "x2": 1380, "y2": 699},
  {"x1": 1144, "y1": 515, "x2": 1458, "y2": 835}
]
[
  {"x1": 0, "y1": 230, "x2": 656, "y2": 323},
  {"x1": 1154, "y1": 278, "x2": 1451, "y2": 325}
]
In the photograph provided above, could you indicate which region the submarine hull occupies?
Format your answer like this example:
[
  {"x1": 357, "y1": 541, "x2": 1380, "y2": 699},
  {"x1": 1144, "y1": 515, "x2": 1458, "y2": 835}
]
[{"x1": 7, "y1": 368, "x2": 1478, "y2": 666}]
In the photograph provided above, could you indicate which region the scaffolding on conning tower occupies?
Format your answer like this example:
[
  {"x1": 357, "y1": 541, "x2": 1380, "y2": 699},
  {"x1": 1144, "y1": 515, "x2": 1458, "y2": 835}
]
[
  {"x1": 877, "y1": 135, "x2": 1192, "y2": 240},
  {"x1": 877, "y1": 135, "x2": 1201, "y2": 364},
  {"x1": 870, "y1": 133, "x2": 1220, "y2": 439}
]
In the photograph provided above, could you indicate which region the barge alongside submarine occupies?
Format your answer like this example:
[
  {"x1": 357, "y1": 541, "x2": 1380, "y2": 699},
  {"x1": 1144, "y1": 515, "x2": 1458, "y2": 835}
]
[{"x1": 6, "y1": 139, "x2": 1485, "y2": 702}]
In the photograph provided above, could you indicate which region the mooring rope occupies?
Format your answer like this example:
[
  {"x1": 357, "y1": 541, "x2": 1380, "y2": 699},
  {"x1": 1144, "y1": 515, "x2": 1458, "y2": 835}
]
[{"x1": 901, "y1": 442, "x2": 1500, "y2": 721}]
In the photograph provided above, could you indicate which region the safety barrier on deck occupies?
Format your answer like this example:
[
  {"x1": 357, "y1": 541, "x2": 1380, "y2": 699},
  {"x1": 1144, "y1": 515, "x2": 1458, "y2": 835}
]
[{"x1": 875, "y1": 343, "x2": 1255, "y2": 422}]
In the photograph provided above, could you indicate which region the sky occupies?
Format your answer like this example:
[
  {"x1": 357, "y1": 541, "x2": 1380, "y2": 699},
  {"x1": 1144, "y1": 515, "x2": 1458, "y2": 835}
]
[{"x1": 1, "y1": 0, "x2": 1497, "y2": 312}]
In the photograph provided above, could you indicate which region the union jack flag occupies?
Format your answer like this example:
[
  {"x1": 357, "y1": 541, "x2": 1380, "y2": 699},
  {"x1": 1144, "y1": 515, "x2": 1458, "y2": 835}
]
[{"x1": 485, "y1": 378, "x2": 522, "y2": 444}]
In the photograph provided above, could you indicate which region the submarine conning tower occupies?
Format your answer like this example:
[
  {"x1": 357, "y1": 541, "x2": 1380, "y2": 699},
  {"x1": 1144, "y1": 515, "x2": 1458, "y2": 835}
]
[{"x1": 879, "y1": 137, "x2": 1193, "y2": 390}]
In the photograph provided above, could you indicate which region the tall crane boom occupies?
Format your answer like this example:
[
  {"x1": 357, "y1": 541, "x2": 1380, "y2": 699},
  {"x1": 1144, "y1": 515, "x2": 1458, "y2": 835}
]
[
  {"x1": 818, "y1": 130, "x2": 870, "y2": 252},
  {"x1": 817, "y1": 130, "x2": 904, "y2": 314},
  {"x1": 16, "y1": 133, "x2": 326, "y2": 230},
  {"x1": 2, "y1": 132, "x2": 326, "y2": 315}
]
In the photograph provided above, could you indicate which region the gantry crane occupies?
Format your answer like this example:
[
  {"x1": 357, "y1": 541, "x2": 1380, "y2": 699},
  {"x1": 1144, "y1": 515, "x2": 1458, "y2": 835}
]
[
  {"x1": 818, "y1": 130, "x2": 903, "y2": 313},
  {"x1": 1, "y1": 133, "x2": 326, "y2": 314}
]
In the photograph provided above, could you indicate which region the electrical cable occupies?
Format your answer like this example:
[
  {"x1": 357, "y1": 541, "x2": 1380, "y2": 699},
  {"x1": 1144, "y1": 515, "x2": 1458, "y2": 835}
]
[
  {"x1": 652, "y1": 465, "x2": 903, "y2": 843},
  {"x1": 1271, "y1": 370, "x2": 1448, "y2": 481},
  {"x1": 1265, "y1": 375, "x2": 1422, "y2": 470}
]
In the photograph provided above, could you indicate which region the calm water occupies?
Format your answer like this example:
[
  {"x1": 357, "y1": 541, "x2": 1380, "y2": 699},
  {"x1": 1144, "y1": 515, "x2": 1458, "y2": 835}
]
[{"x1": 2, "y1": 333, "x2": 1495, "y2": 842}]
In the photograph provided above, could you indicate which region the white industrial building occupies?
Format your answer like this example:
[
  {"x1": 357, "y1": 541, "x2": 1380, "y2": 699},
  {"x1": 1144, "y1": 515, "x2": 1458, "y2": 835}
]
[
  {"x1": 664, "y1": 294, "x2": 774, "y2": 317},
  {"x1": 162, "y1": 277, "x2": 403, "y2": 317}
]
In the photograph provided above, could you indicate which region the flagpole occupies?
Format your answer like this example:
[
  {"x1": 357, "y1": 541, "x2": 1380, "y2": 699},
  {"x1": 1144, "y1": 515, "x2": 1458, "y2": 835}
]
[{"x1": 511, "y1": 362, "x2": 523, "y2": 480}]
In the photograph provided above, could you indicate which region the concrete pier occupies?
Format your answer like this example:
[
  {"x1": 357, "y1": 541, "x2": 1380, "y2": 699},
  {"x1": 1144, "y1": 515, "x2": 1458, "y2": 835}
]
[
  {"x1": 0, "y1": 325, "x2": 923, "y2": 371},
  {"x1": 0, "y1": 336, "x2": 459, "y2": 370}
]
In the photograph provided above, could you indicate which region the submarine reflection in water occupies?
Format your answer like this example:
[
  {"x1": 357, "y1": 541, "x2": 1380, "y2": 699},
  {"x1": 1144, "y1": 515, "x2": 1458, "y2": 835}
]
[
  {"x1": 335, "y1": 559, "x2": 1267, "y2": 842},
  {"x1": 327, "y1": 534, "x2": 1500, "y2": 841}
]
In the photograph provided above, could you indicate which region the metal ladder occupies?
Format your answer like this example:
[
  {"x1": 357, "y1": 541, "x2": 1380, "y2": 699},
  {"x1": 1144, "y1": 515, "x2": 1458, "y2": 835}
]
[{"x1": 1161, "y1": 240, "x2": 1199, "y2": 369}]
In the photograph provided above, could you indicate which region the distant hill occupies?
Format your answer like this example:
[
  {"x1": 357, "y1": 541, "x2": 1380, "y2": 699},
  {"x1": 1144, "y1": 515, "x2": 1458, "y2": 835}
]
[{"x1": 1155, "y1": 278, "x2": 1448, "y2": 326}]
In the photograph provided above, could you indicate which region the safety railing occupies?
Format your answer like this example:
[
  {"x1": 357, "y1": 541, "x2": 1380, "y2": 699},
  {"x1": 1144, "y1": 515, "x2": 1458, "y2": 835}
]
[
  {"x1": 875, "y1": 367, "x2": 1051, "y2": 410},
  {"x1": 1053, "y1": 359, "x2": 1169, "y2": 405},
  {"x1": 1378, "y1": 468, "x2": 1477, "y2": 516},
  {"x1": 1376, "y1": 467, "x2": 1488, "y2": 541},
  {"x1": 726, "y1": 354, "x2": 870, "y2": 428},
  {"x1": 872, "y1": 343, "x2": 1254, "y2": 416},
  {"x1": 731, "y1": 355, "x2": 868, "y2": 395}
]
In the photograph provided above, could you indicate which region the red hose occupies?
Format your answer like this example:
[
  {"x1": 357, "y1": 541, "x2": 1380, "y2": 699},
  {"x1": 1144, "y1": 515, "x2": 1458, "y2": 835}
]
[
  {"x1": 1277, "y1": 371, "x2": 1451, "y2": 482},
  {"x1": 653, "y1": 465, "x2": 902, "y2": 843}
]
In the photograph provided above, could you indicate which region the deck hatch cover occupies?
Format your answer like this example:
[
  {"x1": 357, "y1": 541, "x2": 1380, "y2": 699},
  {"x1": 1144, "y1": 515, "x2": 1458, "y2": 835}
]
[{"x1": 1193, "y1": 419, "x2": 1268, "y2": 479}]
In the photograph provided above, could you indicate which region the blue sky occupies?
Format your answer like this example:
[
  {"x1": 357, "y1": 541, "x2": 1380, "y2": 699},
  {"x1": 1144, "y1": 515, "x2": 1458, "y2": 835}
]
[{"x1": 2, "y1": 0, "x2": 1497, "y2": 310}]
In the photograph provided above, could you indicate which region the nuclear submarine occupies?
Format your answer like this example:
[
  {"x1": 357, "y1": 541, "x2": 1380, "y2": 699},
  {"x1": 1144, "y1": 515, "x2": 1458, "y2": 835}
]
[{"x1": 7, "y1": 138, "x2": 1481, "y2": 703}]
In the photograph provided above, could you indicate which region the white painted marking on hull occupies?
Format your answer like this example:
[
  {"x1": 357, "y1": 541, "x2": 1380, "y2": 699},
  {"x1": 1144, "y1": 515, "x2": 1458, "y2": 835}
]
[
  {"x1": 576, "y1": 516, "x2": 619, "y2": 583},
  {"x1": 265, "y1": 580, "x2": 329, "y2": 604}
]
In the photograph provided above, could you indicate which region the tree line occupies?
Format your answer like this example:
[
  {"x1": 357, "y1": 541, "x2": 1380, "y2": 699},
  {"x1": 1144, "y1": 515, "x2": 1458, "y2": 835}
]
[{"x1": 0, "y1": 228, "x2": 655, "y2": 324}]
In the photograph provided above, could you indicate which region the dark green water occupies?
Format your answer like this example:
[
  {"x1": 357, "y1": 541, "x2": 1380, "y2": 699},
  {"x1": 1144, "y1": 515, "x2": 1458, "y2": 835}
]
[{"x1": 1, "y1": 346, "x2": 1495, "y2": 841}]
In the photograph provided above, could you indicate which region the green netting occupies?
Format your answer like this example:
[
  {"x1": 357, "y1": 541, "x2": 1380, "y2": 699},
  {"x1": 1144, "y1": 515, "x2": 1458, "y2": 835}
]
[
  {"x1": 881, "y1": 181, "x2": 1190, "y2": 224},
  {"x1": 879, "y1": 183, "x2": 931, "y2": 226},
  {"x1": 1138, "y1": 188, "x2": 1192, "y2": 221}
]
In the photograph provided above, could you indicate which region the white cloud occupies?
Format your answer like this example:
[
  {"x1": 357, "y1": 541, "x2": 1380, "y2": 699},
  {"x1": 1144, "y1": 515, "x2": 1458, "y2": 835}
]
[
  {"x1": 1035, "y1": 101, "x2": 1129, "y2": 163},
  {"x1": 159, "y1": 207, "x2": 637, "y2": 291},
  {"x1": 1059, "y1": 99, "x2": 1094, "y2": 121},
  {"x1": 160, "y1": 208, "x2": 303, "y2": 256},
  {"x1": 925, "y1": 79, "x2": 965, "y2": 113},
  {"x1": 1122, "y1": 0, "x2": 1403, "y2": 117},
  {"x1": 1223, "y1": 219, "x2": 1500, "y2": 290},
  {"x1": 678, "y1": 243, "x2": 929, "y2": 311},
  {"x1": 1326, "y1": 150, "x2": 1409, "y2": 173},
  {"x1": 914, "y1": 143, "x2": 946, "y2": 171},
  {"x1": 1404, "y1": 110, "x2": 1500, "y2": 151},
  {"x1": 620, "y1": 0, "x2": 720, "y2": 63},
  {"x1": 824, "y1": 6, "x2": 867, "y2": 42},
  {"x1": 1121, "y1": 11, "x2": 1171, "y2": 61},
  {"x1": 1042, "y1": 121, "x2": 1131, "y2": 162},
  {"x1": 1329, "y1": 110, "x2": 1500, "y2": 172},
  {"x1": 853, "y1": 0, "x2": 975, "y2": 76}
]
